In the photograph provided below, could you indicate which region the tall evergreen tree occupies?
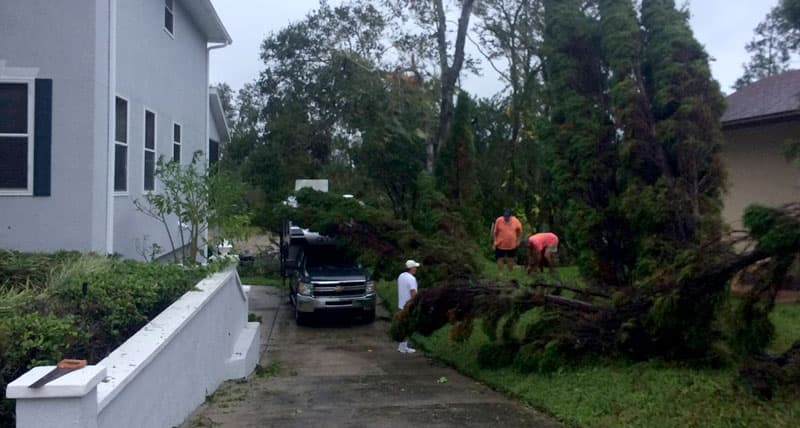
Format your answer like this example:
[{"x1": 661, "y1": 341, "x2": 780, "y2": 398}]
[
  {"x1": 435, "y1": 91, "x2": 479, "y2": 213},
  {"x1": 598, "y1": 0, "x2": 666, "y2": 284},
  {"x1": 734, "y1": 9, "x2": 792, "y2": 90},
  {"x1": 541, "y1": 0, "x2": 620, "y2": 285},
  {"x1": 641, "y1": 0, "x2": 726, "y2": 243}
]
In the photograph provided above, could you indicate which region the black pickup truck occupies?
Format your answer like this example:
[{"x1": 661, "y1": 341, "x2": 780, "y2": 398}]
[{"x1": 281, "y1": 222, "x2": 376, "y2": 325}]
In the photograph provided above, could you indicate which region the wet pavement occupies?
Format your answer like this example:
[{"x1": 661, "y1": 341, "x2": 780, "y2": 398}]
[{"x1": 180, "y1": 286, "x2": 560, "y2": 428}]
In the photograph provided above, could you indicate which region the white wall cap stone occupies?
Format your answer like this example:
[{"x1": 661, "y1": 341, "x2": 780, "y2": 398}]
[
  {"x1": 6, "y1": 366, "x2": 107, "y2": 399},
  {"x1": 233, "y1": 269, "x2": 247, "y2": 301},
  {"x1": 96, "y1": 268, "x2": 239, "y2": 410}
]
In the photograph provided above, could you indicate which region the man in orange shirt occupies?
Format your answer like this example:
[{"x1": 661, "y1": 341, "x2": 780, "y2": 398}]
[
  {"x1": 527, "y1": 232, "x2": 560, "y2": 275},
  {"x1": 492, "y1": 209, "x2": 523, "y2": 278}
]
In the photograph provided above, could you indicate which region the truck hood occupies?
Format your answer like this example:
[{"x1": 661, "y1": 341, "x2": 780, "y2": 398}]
[{"x1": 306, "y1": 266, "x2": 367, "y2": 282}]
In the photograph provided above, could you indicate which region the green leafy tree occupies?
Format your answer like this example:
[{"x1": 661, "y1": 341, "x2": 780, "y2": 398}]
[
  {"x1": 382, "y1": 0, "x2": 478, "y2": 173},
  {"x1": 236, "y1": 1, "x2": 391, "y2": 205},
  {"x1": 353, "y1": 73, "x2": 433, "y2": 219},
  {"x1": 223, "y1": 1, "x2": 443, "y2": 223},
  {"x1": 211, "y1": 82, "x2": 237, "y2": 128},
  {"x1": 473, "y1": 0, "x2": 547, "y2": 231},
  {"x1": 734, "y1": 9, "x2": 792, "y2": 90},
  {"x1": 472, "y1": 97, "x2": 521, "y2": 223},
  {"x1": 134, "y1": 152, "x2": 251, "y2": 263}
]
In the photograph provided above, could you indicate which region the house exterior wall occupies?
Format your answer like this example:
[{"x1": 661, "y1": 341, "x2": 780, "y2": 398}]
[
  {"x1": 113, "y1": 0, "x2": 209, "y2": 259},
  {"x1": 721, "y1": 120, "x2": 800, "y2": 228},
  {"x1": 0, "y1": 0, "x2": 111, "y2": 253}
]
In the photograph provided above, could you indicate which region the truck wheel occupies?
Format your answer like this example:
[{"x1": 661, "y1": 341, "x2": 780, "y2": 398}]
[
  {"x1": 362, "y1": 308, "x2": 376, "y2": 324},
  {"x1": 295, "y1": 304, "x2": 309, "y2": 326}
]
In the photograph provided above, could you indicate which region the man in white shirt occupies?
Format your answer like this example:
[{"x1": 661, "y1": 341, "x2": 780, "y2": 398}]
[{"x1": 397, "y1": 260, "x2": 420, "y2": 353}]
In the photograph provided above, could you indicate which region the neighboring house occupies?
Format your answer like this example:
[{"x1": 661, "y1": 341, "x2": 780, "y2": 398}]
[
  {"x1": 0, "y1": 0, "x2": 231, "y2": 259},
  {"x1": 208, "y1": 87, "x2": 230, "y2": 165},
  {"x1": 721, "y1": 70, "x2": 800, "y2": 228}
]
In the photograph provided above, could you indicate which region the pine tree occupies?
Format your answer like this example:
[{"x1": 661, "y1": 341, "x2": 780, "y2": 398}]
[{"x1": 735, "y1": 9, "x2": 792, "y2": 90}]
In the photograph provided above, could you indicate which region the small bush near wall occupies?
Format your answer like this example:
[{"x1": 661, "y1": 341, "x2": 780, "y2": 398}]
[{"x1": 0, "y1": 250, "x2": 219, "y2": 428}]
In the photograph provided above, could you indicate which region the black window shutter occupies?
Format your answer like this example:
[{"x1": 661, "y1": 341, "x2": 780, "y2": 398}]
[{"x1": 33, "y1": 78, "x2": 52, "y2": 196}]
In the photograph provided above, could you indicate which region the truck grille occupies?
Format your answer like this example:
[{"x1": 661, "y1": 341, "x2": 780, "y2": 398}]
[{"x1": 313, "y1": 282, "x2": 366, "y2": 297}]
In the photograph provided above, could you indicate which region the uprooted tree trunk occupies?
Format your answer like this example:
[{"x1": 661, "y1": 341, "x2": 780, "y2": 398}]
[{"x1": 392, "y1": 203, "x2": 800, "y2": 395}]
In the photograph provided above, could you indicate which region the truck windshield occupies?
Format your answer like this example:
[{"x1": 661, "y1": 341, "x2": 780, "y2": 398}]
[{"x1": 304, "y1": 246, "x2": 357, "y2": 268}]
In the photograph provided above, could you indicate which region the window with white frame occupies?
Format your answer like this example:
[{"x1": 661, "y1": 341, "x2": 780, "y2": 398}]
[
  {"x1": 114, "y1": 96, "x2": 128, "y2": 192},
  {"x1": 144, "y1": 110, "x2": 156, "y2": 191},
  {"x1": 172, "y1": 122, "x2": 181, "y2": 163},
  {"x1": 0, "y1": 82, "x2": 34, "y2": 192},
  {"x1": 164, "y1": 0, "x2": 175, "y2": 36}
]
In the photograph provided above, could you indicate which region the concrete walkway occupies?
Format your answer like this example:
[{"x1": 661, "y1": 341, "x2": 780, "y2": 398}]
[{"x1": 181, "y1": 286, "x2": 560, "y2": 428}]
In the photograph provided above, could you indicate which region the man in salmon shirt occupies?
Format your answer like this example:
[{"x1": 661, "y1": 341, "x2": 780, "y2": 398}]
[
  {"x1": 492, "y1": 209, "x2": 523, "y2": 278},
  {"x1": 527, "y1": 232, "x2": 560, "y2": 275}
]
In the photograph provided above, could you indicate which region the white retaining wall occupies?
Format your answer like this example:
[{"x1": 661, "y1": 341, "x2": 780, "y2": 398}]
[{"x1": 7, "y1": 267, "x2": 260, "y2": 428}]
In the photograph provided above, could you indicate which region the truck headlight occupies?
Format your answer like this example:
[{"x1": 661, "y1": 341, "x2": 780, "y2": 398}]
[
  {"x1": 365, "y1": 280, "x2": 375, "y2": 294},
  {"x1": 298, "y1": 281, "x2": 314, "y2": 296}
]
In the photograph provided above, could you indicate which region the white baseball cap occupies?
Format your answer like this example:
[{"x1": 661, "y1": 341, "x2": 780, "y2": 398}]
[{"x1": 405, "y1": 260, "x2": 421, "y2": 269}]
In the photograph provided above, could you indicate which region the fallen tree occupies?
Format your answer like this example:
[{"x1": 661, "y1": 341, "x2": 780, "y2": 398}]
[
  {"x1": 392, "y1": 203, "x2": 800, "y2": 395},
  {"x1": 275, "y1": 187, "x2": 482, "y2": 284}
]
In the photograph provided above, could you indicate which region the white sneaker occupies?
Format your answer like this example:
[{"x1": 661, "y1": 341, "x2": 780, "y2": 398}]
[{"x1": 398, "y1": 342, "x2": 416, "y2": 354}]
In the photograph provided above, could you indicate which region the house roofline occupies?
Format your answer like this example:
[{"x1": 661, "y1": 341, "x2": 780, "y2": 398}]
[
  {"x1": 183, "y1": 0, "x2": 232, "y2": 44},
  {"x1": 721, "y1": 109, "x2": 800, "y2": 130},
  {"x1": 209, "y1": 88, "x2": 231, "y2": 143}
]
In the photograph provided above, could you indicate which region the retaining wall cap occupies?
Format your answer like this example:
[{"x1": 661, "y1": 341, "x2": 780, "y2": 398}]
[
  {"x1": 96, "y1": 268, "x2": 237, "y2": 410},
  {"x1": 6, "y1": 366, "x2": 107, "y2": 399}
]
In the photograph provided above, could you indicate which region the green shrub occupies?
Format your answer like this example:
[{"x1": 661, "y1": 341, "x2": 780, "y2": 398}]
[
  {"x1": 0, "y1": 250, "x2": 81, "y2": 290},
  {"x1": 0, "y1": 251, "x2": 216, "y2": 427},
  {"x1": 0, "y1": 313, "x2": 81, "y2": 428}
]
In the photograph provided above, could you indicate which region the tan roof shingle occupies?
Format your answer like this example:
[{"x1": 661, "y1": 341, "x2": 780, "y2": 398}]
[{"x1": 722, "y1": 69, "x2": 800, "y2": 124}]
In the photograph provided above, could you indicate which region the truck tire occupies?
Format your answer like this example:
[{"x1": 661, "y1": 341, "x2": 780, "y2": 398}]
[
  {"x1": 362, "y1": 308, "x2": 376, "y2": 324},
  {"x1": 295, "y1": 304, "x2": 309, "y2": 326}
]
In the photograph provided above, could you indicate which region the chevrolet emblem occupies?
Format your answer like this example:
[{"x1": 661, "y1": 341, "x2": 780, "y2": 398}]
[{"x1": 335, "y1": 285, "x2": 344, "y2": 292}]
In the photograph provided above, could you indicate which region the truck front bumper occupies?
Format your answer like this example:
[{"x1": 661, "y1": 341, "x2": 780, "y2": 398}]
[{"x1": 295, "y1": 293, "x2": 376, "y2": 313}]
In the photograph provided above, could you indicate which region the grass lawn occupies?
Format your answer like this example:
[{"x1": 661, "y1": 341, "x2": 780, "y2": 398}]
[
  {"x1": 481, "y1": 259, "x2": 582, "y2": 285},
  {"x1": 376, "y1": 266, "x2": 800, "y2": 428},
  {"x1": 769, "y1": 302, "x2": 800, "y2": 353}
]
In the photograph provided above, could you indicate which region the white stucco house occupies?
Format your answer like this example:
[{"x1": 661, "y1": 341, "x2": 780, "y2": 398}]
[{"x1": 0, "y1": 0, "x2": 231, "y2": 259}]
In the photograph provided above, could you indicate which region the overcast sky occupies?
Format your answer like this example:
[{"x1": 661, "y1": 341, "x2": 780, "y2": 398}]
[{"x1": 209, "y1": 0, "x2": 790, "y2": 97}]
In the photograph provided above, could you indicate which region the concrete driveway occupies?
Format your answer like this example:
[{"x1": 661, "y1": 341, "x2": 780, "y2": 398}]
[{"x1": 181, "y1": 286, "x2": 560, "y2": 428}]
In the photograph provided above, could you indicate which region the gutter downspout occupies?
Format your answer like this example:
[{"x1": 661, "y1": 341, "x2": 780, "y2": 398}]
[
  {"x1": 105, "y1": 0, "x2": 117, "y2": 254},
  {"x1": 204, "y1": 41, "x2": 229, "y2": 260}
]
